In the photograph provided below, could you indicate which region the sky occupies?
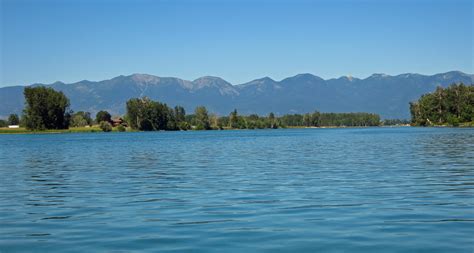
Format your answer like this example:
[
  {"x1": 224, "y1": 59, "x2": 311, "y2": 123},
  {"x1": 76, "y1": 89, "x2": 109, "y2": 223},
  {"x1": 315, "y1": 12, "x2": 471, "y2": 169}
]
[{"x1": 0, "y1": 0, "x2": 473, "y2": 87}]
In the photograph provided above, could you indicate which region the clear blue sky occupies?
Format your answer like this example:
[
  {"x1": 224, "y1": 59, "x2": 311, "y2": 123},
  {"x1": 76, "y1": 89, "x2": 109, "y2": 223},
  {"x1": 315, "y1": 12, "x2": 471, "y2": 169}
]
[{"x1": 1, "y1": 0, "x2": 472, "y2": 87}]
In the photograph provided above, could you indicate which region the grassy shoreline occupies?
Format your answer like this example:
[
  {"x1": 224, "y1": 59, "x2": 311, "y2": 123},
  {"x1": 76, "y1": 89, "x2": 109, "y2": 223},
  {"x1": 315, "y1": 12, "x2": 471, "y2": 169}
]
[
  {"x1": 2, "y1": 123, "x2": 474, "y2": 135},
  {"x1": 0, "y1": 126, "x2": 381, "y2": 134},
  {"x1": 0, "y1": 126, "x2": 127, "y2": 134},
  {"x1": 0, "y1": 125, "x2": 396, "y2": 135}
]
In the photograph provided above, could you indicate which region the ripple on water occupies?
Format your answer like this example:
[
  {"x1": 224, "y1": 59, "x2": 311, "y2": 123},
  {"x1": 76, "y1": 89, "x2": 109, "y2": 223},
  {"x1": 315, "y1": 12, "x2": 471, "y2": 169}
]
[{"x1": 0, "y1": 128, "x2": 473, "y2": 252}]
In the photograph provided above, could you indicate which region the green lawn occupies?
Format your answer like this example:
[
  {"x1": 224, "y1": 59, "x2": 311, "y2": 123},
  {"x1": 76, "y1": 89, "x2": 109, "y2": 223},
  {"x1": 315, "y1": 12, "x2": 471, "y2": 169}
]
[{"x1": 0, "y1": 126, "x2": 128, "y2": 134}]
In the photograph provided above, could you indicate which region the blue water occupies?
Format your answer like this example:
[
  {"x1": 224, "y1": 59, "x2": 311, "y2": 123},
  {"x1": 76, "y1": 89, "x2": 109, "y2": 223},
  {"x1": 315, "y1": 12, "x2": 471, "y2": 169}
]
[{"x1": 0, "y1": 128, "x2": 473, "y2": 252}]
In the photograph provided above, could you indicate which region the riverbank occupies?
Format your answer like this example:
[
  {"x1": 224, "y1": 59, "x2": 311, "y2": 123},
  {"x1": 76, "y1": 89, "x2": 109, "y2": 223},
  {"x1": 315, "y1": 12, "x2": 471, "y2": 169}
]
[
  {"x1": 0, "y1": 126, "x2": 129, "y2": 134},
  {"x1": 1, "y1": 125, "x2": 383, "y2": 134},
  {"x1": 3, "y1": 123, "x2": 474, "y2": 135}
]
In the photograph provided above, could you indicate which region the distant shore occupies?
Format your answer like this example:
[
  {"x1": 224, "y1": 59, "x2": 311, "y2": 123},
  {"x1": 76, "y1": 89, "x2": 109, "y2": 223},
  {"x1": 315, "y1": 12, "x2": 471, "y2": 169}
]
[
  {"x1": 0, "y1": 125, "x2": 400, "y2": 135},
  {"x1": 3, "y1": 123, "x2": 474, "y2": 135},
  {"x1": 0, "y1": 126, "x2": 376, "y2": 135}
]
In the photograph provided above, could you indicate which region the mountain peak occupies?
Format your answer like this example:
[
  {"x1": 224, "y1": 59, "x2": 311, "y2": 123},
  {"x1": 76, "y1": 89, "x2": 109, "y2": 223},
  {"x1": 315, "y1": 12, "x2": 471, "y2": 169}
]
[
  {"x1": 249, "y1": 76, "x2": 276, "y2": 84},
  {"x1": 434, "y1": 71, "x2": 472, "y2": 80},
  {"x1": 129, "y1": 73, "x2": 161, "y2": 83},
  {"x1": 294, "y1": 73, "x2": 318, "y2": 79},
  {"x1": 239, "y1": 76, "x2": 278, "y2": 85},
  {"x1": 396, "y1": 73, "x2": 423, "y2": 78},
  {"x1": 281, "y1": 73, "x2": 324, "y2": 85},
  {"x1": 337, "y1": 75, "x2": 358, "y2": 82},
  {"x1": 193, "y1": 76, "x2": 232, "y2": 87},
  {"x1": 237, "y1": 76, "x2": 281, "y2": 92},
  {"x1": 369, "y1": 73, "x2": 390, "y2": 78},
  {"x1": 193, "y1": 76, "x2": 227, "y2": 83},
  {"x1": 52, "y1": 81, "x2": 66, "y2": 85},
  {"x1": 260, "y1": 76, "x2": 275, "y2": 82},
  {"x1": 192, "y1": 76, "x2": 237, "y2": 95}
]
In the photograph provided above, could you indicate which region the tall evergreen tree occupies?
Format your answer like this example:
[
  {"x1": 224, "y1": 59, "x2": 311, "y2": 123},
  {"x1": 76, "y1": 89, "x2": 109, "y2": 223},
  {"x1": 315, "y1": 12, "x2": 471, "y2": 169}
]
[
  {"x1": 229, "y1": 109, "x2": 239, "y2": 129},
  {"x1": 7, "y1": 114, "x2": 19, "y2": 125}
]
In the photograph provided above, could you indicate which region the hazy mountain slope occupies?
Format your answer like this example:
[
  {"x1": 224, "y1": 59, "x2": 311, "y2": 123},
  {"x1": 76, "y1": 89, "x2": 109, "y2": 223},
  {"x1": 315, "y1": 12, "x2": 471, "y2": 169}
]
[
  {"x1": 0, "y1": 71, "x2": 472, "y2": 119},
  {"x1": 0, "y1": 86, "x2": 25, "y2": 117},
  {"x1": 233, "y1": 71, "x2": 473, "y2": 118}
]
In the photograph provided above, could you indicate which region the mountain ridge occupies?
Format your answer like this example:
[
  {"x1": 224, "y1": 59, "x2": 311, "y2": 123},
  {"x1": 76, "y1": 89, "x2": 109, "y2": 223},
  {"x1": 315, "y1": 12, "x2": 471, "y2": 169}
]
[{"x1": 1, "y1": 71, "x2": 472, "y2": 119}]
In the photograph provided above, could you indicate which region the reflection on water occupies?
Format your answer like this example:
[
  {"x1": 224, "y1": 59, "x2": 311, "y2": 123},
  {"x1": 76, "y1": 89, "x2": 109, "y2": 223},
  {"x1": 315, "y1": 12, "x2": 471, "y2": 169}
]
[{"x1": 0, "y1": 128, "x2": 473, "y2": 252}]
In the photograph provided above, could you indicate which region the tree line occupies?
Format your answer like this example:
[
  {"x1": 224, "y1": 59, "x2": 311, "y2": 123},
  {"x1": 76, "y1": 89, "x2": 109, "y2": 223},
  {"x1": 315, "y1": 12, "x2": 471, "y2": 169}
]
[
  {"x1": 277, "y1": 112, "x2": 380, "y2": 127},
  {"x1": 125, "y1": 97, "x2": 381, "y2": 130},
  {"x1": 1, "y1": 86, "x2": 383, "y2": 131},
  {"x1": 410, "y1": 83, "x2": 474, "y2": 126}
]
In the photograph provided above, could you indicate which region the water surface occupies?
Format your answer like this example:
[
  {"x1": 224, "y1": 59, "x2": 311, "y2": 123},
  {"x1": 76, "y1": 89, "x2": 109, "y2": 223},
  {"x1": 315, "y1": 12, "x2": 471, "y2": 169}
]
[{"x1": 1, "y1": 128, "x2": 473, "y2": 252}]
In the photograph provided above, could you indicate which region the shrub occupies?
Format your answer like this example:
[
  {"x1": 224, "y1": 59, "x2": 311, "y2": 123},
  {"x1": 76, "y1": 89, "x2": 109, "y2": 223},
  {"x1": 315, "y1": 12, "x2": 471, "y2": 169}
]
[
  {"x1": 178, "y1": 121, "x2": 191, "y2": 130},
  {"x1": 99, "y1": 121, "x2": 112, "y2": 132},
  {"x1": 447, "y1": 115, "x2": 460, "y2": 127},
  {"x1": 70, "y1": 113, "x2": 88, "y2": 127},
  {"x1": 117, "y1": 125, "x2": 126, "y2": 132}
]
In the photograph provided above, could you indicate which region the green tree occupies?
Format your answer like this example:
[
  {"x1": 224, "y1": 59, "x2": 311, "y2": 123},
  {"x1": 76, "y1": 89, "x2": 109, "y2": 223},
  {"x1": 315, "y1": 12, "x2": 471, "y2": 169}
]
[
  {"x1": 174, "y1": 106, "x2": 189, "y2": 130},
  {"x1": 71, "y1": 114, "x2": 88, "y2": 127},
  {"x1": 227, "y1": 109, "x2": 247, "y2": 129},
  {"x1": 310, "y1": 111, "x2": 321, "y2": 126},
  {"x1": 126, "y1": 97, "x2": 175, "y2": 131},
  {"x1": 96, "y1": 110, "x2": 112, "y2": 124},
  {"x1": 23, "y1": 86, "x2": 71, "y2": 130},
  {"x1": 79, "y1": 111, "x2": 92, "y2": 125},
  {"x1": 70, "y1": 111, "x2": 92, "y2": 127},
  {"x1": 302, "y1": 113, "x2": 311, "y2": 126},
  {"x1": 166, "y1": 107, "x2": 177, "y2": 130},
  {"x1": 410, "y1": 83, "x2": 474, "y2": 126},
  {"x1": 8, "y1": 114, "x2": 20, "y2": 125},
  {"x1": 229, "y1": 109, "x2": 239, "y2": 128},
  {"x1": 194, "y1": 106, "x2": 211, "y2": 130},
  {"x1": 210, "y1": 113, "x2": 221, "y2": 129},
  {"x1": 174, "y1": 106, "x2": 186, "y2": 122},
  {"x1": 268, "y1": 112, "x2": 277, "y2": 129}
]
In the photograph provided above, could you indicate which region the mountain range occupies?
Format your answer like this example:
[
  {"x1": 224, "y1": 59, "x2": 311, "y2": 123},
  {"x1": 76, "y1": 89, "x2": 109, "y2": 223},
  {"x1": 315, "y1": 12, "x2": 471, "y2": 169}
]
[{"x1": 1, "y1": 71, "x2": 472, "y2": 119}]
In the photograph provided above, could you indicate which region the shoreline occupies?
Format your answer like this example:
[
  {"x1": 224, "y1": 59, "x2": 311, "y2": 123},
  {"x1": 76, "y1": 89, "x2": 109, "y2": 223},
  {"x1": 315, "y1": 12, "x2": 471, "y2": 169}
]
[
  {"x1": 3, "y1": 124, "x2": 474, "y2": 135},
  {"x1": 0, "y1": 125, "x2": 385, "y2": 135}
]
